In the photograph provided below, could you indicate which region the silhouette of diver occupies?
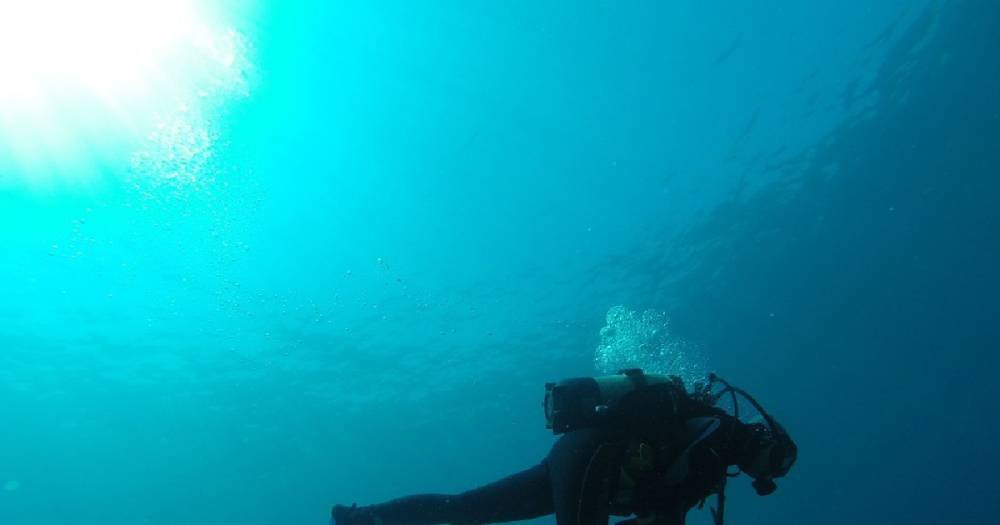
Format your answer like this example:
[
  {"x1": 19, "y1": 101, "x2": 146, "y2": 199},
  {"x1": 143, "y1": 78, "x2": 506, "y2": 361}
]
[{"x1": 332, "y1": 370, "x2": 797, "y2": 525}]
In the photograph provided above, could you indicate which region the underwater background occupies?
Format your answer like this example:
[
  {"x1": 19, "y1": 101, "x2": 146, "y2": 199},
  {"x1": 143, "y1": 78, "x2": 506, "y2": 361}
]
[{"x1": 1, "y1": 1, "x2": 998, "y2": 524}]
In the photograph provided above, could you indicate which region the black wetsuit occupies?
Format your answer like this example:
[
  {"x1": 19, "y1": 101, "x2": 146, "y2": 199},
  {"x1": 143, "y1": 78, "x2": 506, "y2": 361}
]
[
  {"x1": 358, "y1": 429, "x2": 611, "y2": 525},
  {"x1": 340, "y1": 391, "x2": 753, "y2": 525}
]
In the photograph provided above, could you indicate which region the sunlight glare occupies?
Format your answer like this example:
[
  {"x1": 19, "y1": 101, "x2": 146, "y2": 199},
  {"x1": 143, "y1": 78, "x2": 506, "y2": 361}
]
[{"x1": 0, "y1": 0, "x2": 251, "y2": 188}]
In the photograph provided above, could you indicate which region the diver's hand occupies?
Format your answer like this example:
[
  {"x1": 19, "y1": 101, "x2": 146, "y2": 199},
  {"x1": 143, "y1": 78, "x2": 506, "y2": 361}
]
[{"x1": 332, "y1": 504, "x2": 376, "y2": 525}]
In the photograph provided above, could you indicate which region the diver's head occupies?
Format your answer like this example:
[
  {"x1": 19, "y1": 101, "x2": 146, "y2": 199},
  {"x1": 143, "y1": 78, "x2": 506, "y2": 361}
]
[{"x1": 739, "y1": 421, "x2": 798, "y2": 495}]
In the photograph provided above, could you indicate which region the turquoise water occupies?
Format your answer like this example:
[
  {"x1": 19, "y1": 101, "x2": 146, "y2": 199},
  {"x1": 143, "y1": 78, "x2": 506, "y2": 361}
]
[{"x1": 2, "y1": 1, "x2": 998, "y2": 524}]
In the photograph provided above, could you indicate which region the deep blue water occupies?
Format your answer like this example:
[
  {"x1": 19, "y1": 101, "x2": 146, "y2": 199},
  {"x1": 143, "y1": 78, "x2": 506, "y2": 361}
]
[{"x1": 1, "y1": 1, "x2": 998, "y2": 524}]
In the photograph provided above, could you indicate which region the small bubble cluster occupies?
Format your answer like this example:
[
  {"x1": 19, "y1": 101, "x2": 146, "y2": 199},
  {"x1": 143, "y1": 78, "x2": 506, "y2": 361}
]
[{"x1": 128, "y1": 27, "x2": 252, "y2": 198}]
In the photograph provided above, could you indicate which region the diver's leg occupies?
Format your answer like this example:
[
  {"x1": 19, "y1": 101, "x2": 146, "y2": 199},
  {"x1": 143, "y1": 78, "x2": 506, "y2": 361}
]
[{"x1": 340, "y1": 462, "x2": 553, "y2": 525}]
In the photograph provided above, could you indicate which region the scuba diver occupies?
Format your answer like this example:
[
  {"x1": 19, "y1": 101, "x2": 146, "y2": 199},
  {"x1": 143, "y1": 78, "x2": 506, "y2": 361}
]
[{"x1": 332, "y1": 370, "x2": 797, "y2": 525}]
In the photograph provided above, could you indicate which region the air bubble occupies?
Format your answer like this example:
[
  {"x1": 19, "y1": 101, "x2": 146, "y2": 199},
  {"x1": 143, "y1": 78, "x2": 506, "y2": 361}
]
[{"x1": 594, "y1": 306, "x2": 705, "y2": 383}]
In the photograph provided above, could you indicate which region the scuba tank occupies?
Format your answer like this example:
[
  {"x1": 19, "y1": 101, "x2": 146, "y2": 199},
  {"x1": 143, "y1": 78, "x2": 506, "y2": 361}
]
[{"x1": 543, "y1": 369, "x2": 688, "y2": 434}]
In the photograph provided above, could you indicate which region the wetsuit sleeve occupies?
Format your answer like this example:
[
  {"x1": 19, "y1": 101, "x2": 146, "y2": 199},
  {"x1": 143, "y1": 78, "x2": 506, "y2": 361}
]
[
  {"x1": 362, "y1": 462, "x2": 553, "y2": 525},
  {"x1": 344, "y1": 430, "x2": 613, "y2": 525}
]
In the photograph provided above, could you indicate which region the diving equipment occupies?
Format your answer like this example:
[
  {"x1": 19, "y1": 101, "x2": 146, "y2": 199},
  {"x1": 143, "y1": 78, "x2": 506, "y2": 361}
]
[
  {"x1": 702, "y1": 373, "x2": 797, "y2": 495},
  {"x1": 544, "y1": 369, "x2": 687, "y2": 434},
  {"x1": 543, "y1": 369, "x2": 797, "y2": 525}
]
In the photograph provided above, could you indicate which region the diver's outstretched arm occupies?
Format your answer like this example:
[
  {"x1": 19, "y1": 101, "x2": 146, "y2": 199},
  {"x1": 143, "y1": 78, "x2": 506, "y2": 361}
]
[{"x1": 333, "y1": 462, "x2": 553, "y2": 525}]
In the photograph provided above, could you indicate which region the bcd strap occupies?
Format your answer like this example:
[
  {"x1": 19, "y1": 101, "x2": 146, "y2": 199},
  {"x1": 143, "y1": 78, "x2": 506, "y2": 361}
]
[
  {"x1": 710, "y1": 477, "x2": 727, "y2": 525},
  {"x1": 620, "y1": 368, "x2": 649, "y2": 389},
  {"x1": 578, "y1": 442, "x2": 626, "y2": 525}
]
